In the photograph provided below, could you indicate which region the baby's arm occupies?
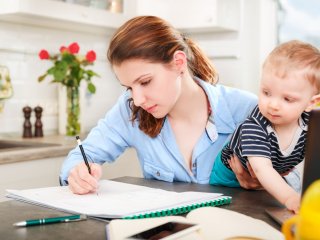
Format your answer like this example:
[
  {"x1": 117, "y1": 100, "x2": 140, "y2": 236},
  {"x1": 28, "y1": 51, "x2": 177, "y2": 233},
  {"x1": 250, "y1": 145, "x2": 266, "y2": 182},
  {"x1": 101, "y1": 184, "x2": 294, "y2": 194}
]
[{"x1": 247, "y1": 156, "x2": 300, "y2": 213}]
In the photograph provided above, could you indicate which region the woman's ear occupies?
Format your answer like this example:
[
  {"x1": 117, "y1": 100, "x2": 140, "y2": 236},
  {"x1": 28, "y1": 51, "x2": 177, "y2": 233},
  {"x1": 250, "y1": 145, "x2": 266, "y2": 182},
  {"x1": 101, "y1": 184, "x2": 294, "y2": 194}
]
[
  {"x1": 305, "y1": 94, "x2": 320, "y2": 112},
  {"x1": 172, "y1": 51, "x2": 187, "y2": 72}
]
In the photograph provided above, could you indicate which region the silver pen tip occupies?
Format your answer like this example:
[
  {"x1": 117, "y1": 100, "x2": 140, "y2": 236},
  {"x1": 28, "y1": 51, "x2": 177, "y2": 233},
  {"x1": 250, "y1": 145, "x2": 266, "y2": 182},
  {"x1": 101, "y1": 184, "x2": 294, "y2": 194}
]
[{"x1": 13, "y1": 221, "x2": 25, "y2": 227}]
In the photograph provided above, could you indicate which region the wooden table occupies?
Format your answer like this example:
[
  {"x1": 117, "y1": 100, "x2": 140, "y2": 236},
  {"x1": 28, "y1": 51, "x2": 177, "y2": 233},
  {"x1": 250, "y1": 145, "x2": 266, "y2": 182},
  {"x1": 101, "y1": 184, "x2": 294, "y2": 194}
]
[{"x1": 0, "y1": 177, "x2": 282, "y2": 240}]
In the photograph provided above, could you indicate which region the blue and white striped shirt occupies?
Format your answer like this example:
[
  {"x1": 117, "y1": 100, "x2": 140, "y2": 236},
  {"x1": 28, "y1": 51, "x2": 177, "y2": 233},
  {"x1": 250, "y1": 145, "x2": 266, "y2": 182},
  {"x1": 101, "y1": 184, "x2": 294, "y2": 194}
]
[{"x1": 221, "y1": 106, "x2": 309, "y2": 174}]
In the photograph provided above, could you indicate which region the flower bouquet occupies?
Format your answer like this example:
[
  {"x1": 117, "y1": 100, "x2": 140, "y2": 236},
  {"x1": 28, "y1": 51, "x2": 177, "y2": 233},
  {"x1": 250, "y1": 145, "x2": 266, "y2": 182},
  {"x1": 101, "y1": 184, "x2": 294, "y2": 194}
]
[{"x1": 38, "y1": 42, "x2": 99, "y2": 136}]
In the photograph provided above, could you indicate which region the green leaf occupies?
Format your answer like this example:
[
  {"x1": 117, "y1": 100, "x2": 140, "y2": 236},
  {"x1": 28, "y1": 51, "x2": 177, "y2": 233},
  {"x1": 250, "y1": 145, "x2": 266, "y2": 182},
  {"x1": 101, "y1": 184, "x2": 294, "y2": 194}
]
[
  {"x1": 47, "y1": 67, "x2": 56, "y2": 75},
  {"x1": 53, "y1": 61, "x2": 68, "y2": 82},
  {"x1": 77, "y1": 68, "x2": 84, "y2": 84},
  {"x1": 66, "y1": 78, "x2": 77, "y2": 87},
  {"x1": 87, "y1": 82, "x2": 96, "y2": 94},
  {"x1": 38, "y1": 74, "x2": 47, "y2": 82},
  {"x1": 86, "y1": 70, "x2": 100, "y2": 77},
  {"x1": 62, "y1": 53, "x2": 76, "y2": 64}
]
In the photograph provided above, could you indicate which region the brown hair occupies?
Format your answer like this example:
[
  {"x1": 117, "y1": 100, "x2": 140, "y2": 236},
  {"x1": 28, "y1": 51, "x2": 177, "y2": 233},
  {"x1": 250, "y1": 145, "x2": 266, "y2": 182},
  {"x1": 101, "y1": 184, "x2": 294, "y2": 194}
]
[
  {"x1": 263, "y1": 40, "x2": 320, "y2": 91},
  {"x1": 107, "y1": 16, "x2": 218, "y2": 137}
]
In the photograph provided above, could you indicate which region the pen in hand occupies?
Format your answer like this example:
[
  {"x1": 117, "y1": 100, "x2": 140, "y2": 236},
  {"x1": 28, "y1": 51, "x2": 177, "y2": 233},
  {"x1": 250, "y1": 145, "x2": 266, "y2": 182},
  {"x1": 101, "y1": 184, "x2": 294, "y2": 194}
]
[
  {"x1": 13, "y1": 214, "x2": 87, "y2": 227},
  {"x1": 76, "y1": 136, "x2": 99, "y2": 195},
  {"x1": 76, "y1": 136, "x2": 91, "y2": 174}
]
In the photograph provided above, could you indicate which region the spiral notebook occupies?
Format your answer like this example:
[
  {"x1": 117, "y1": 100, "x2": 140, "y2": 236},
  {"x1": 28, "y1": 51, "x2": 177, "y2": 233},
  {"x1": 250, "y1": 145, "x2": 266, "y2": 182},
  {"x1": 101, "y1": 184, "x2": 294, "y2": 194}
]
[{"x1": 6, "y1": 180, "x2": 231, "y2": 220}]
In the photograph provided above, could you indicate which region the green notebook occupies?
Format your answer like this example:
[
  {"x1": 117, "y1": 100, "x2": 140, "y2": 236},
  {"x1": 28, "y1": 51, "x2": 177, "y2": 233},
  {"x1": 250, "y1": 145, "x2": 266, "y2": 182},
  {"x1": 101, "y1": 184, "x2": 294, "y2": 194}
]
[{"x1": 6, "y1": 180, "x2": 231, "y2": 220}]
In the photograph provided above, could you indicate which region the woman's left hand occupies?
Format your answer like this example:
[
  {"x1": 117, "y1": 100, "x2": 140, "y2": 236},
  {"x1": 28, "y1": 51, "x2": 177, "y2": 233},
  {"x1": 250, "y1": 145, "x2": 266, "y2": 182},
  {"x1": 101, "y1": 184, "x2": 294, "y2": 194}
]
[{"x1": 228, "y1": 154, "x2": 262, "y2": 190}]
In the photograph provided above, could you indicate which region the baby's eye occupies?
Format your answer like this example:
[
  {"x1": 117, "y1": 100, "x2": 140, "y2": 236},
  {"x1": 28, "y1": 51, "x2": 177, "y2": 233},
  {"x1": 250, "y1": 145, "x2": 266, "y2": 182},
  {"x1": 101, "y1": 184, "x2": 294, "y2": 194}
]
[
  {"x1": 263, "y1": 90, "x2": 270, "y2": 96},
  {"x1": 284, "y1": 97, "x2": 294, "y2": 102}
]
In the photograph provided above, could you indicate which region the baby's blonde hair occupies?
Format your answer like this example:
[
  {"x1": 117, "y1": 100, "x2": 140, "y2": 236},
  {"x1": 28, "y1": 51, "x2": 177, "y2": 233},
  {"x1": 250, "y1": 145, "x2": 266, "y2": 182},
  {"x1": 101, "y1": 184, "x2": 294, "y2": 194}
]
[{"x1": 263, "y1": 40, "x2": 320, "y2": 92}]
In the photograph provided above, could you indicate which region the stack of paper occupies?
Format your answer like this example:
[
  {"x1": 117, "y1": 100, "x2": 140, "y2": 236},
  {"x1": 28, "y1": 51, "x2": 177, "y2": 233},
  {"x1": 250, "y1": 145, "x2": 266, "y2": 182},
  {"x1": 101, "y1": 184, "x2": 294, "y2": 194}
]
[{"x1": 6, "y1": 180, "x2": 231, "y2": 219}]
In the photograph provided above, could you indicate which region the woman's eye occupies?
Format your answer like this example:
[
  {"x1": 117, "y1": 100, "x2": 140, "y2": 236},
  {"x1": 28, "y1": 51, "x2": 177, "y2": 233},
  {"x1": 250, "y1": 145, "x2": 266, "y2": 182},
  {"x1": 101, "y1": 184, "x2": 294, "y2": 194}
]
[
  {"x1": 126, "y1": 87, "x2": 132, "y2": 91},
  {"x1": 141, "y1": 80, "x2": 151, "y2": 86}
]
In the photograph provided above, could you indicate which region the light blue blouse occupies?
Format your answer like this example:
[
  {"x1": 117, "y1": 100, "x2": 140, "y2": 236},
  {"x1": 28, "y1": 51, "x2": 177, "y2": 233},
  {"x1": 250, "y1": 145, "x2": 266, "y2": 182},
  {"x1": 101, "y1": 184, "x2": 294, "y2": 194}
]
[{"x1": 60, "y1": 80, "x2": 257, "y2": 185}]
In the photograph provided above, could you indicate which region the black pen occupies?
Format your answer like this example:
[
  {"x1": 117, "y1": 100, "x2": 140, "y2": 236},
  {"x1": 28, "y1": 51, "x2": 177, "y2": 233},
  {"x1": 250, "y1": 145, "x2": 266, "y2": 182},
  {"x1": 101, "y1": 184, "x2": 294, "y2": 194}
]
[{"x1": 76, "y1": 136, "x2": 91, "y2": 174}]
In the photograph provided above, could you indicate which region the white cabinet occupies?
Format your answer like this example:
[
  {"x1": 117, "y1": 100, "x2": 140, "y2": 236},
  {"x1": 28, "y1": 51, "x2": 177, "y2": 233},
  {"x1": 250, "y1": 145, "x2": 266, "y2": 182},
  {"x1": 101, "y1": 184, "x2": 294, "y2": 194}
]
[
  {"x1": 0, "y1": 0, "x2": 129, "y2": 35},
  {"x1": 0, "y1": 156, "x2": 64, "y2": 202},
  {"x1": 0, "y1": 0, "x2": 240, "y2": 34},
  {"x1": 132, "y1": 0, "x2": 240, "y2": 33}
]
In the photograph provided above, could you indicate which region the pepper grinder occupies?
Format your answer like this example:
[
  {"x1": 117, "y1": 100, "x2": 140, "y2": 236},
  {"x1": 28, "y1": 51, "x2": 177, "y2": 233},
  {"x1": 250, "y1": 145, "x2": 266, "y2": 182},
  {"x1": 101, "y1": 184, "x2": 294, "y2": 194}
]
[
  {"x1": 34, "y1": 105, "x2": 44, "y2": 137},
  {"x1": 22, "y1": 106, "x2": 32, "y2": 138}
]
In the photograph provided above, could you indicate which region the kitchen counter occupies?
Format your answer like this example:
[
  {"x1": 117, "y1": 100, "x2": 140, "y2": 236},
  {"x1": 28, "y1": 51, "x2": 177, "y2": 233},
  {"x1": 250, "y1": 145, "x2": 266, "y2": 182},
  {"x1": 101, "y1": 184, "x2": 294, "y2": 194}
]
[{"x1": 0, "y1": 135, "x2": 78, "y2": 164}]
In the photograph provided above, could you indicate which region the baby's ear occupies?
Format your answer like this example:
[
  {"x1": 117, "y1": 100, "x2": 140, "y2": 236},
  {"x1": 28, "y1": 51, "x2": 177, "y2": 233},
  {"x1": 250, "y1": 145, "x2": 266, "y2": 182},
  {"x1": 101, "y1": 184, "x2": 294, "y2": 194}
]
[{"x1": 305, "y1": 94, "x2": 320, "y2": 112}]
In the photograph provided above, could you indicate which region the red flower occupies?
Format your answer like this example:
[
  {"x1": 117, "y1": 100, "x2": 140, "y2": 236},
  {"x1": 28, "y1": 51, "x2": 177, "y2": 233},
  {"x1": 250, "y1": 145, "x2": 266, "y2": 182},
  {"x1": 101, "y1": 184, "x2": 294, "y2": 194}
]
[
  {"x1": 68, "y1": 42, "x2": 80, "y2": 54},
  {"x1": 59, "y1": 46, "x2": 69, "y2": 53},
  {"x1": 39, "y1": 50, "x2": 50, "y2": 60},
  {"x1": 38, "y1": 43, "x2": 99, "y2": 95},
  {"x1": 86, "y1": 50, "x2": 96, "y2": 63}
]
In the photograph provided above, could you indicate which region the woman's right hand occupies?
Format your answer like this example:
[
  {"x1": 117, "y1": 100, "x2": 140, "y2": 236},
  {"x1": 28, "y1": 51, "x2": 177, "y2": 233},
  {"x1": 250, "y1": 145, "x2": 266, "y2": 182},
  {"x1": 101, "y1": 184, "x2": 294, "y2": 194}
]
[
  {"x1": 228, "y1": 154, "x2": 262, "y2": 190},
  {"x1": 67, "y1": 162, "x2": 102, "y2": 194}
]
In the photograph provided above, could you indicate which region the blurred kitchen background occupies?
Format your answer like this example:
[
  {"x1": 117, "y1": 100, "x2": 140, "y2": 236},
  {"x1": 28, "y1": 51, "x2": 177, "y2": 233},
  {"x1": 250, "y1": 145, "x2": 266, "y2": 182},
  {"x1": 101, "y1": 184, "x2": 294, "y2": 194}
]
[
  {"x1": 0, "y1": 0, "x2": 319, "y2": 136},
  {"x1": 0, "y1": 0, "x2": 319, "y2": 201}
]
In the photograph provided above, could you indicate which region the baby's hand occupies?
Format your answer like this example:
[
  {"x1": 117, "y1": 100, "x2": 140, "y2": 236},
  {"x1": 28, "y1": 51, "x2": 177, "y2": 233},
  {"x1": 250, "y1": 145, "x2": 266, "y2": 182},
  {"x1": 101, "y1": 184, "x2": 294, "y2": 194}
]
[{"x1": 285, "y1": 193, "x2": 301, "y2": 214}]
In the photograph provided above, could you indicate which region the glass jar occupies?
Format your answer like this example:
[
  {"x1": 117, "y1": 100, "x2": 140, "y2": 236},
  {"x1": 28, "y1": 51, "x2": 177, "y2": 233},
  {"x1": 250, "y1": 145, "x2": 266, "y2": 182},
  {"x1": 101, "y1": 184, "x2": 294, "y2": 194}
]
[{"x1": 66, "y1": 86, "x2": 81, "y2": 136}]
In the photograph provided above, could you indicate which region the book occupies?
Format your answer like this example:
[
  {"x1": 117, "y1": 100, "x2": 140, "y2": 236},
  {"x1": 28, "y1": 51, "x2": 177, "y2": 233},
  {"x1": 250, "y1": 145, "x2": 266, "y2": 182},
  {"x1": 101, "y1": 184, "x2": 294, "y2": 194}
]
[
  {"x1": 6, "y1": 180, "x2": 231, "y2": 220},
  {"x1": 106, "y1": 206, "x2": 285, "y2": 240}
]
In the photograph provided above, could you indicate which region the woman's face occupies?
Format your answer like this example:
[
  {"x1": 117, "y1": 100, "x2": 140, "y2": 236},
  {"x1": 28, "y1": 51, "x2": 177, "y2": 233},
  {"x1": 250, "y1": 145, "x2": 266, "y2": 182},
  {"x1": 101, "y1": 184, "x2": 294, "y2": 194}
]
[{"x1": 113, "y1": 59, "x2": 182, "y2": 118}]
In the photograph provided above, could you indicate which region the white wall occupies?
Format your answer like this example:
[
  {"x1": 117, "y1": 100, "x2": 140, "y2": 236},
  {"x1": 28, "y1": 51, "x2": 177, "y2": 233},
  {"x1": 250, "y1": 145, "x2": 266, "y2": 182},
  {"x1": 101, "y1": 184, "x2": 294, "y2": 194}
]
[{"x1": 193, "y1": 0, "x2": 278, "y2": 93}]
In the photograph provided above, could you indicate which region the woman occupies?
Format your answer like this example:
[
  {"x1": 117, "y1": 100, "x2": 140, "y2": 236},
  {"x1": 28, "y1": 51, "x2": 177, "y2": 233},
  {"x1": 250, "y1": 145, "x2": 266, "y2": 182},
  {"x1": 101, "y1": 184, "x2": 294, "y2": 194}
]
[{"x1": 60, "y1": 16, "x2": 263, "y2": 194}]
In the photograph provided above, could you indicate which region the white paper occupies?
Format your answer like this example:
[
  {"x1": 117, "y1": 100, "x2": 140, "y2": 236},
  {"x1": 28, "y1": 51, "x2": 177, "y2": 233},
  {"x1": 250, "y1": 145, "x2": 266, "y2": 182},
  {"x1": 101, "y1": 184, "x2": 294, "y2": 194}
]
[{"x1": 6, "y1": 180, "x2": 225, "y2": 219}]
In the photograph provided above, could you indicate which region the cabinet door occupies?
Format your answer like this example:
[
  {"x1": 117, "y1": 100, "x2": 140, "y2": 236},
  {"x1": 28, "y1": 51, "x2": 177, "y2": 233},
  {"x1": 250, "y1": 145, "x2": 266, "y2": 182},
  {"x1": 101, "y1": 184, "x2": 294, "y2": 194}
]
[
  {"x1": 0, "y1": 157, "x2": 64, "y2": 202},
  {"x1": 0, "y1": 0, "x2": 128, "y2": 35},
  {"x1": 134, "y1": 0, "x2": 240, "y2": 33}
]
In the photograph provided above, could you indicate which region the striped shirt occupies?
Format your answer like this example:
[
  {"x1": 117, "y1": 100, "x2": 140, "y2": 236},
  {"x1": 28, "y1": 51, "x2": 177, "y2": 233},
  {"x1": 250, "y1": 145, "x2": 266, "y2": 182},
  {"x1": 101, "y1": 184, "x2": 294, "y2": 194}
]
[{"x1": 221, "y1": 106, "x2": 309, "y2": 174}]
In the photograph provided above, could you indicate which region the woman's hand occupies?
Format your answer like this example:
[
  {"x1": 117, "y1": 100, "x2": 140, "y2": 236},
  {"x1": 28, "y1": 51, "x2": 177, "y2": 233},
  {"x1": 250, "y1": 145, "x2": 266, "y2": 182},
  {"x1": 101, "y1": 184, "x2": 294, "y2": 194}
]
[
  {"x1": 68, "y1": 162, "x2": 102, "y2": 194},
  {"x1": 228, "y1": 154, "x2": 262, "y2": 190}
]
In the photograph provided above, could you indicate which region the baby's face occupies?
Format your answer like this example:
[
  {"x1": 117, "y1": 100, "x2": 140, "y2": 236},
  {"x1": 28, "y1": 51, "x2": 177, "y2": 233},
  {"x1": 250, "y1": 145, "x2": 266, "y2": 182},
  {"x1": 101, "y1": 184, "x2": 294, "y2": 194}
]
[{"x1": 258, "y1": 69, "x2": 317, "y2": 127}]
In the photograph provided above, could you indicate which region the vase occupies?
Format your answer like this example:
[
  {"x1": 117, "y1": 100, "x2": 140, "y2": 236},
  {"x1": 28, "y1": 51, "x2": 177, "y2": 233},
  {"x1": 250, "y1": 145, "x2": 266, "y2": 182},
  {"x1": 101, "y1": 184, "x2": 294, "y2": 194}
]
[
  {"x1": 66, "y1": 86, "x2": 80, "y2": 136},
  {"x1": 58, "y1": 85, "x2": 85, "y2": 136}
]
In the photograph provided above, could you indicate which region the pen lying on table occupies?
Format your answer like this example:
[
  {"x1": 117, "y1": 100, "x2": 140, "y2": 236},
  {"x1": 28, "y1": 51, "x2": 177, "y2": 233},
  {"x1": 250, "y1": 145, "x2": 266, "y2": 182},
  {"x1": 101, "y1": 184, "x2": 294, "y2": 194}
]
[{"x1": 13, "y1": 214, "x2": 87, "y2": 227}]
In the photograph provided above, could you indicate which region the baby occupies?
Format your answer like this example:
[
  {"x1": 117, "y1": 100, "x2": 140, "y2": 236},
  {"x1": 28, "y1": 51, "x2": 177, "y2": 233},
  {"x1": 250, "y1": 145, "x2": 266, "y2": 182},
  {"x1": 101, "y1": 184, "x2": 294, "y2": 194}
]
[{"x1": 210, "y1": 40, "x2": 320, "y2": 213}]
